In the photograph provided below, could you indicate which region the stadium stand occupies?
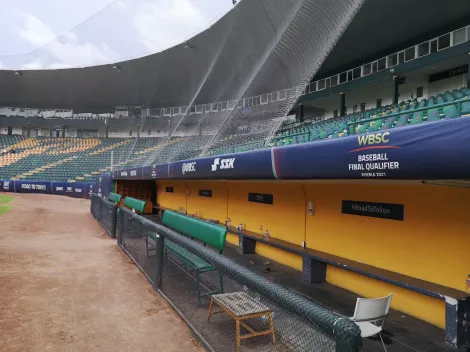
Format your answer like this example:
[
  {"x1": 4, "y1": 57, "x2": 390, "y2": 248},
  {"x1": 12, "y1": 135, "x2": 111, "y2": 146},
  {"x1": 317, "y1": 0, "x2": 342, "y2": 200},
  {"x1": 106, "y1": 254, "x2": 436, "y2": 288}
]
[
  {"x1": 2, "y1": 0, "x2": 470, "y2": 350},
  {"x1": 273, "y1": 87, "x2": 470, "y2": 146}
]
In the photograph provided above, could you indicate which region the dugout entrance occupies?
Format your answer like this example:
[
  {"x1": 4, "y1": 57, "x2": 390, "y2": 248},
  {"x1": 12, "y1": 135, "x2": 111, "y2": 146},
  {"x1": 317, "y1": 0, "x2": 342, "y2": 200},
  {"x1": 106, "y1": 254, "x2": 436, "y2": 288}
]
[{"x1": 114, "y1": 179, "x2": 156, "y2": 215}]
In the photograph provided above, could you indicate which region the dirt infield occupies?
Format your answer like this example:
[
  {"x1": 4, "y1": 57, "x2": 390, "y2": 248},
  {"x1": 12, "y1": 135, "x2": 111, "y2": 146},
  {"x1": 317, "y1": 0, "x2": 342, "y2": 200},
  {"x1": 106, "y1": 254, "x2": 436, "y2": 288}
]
[{"x1": 0, "y1": 194, "x2": 204, "y2": 352}]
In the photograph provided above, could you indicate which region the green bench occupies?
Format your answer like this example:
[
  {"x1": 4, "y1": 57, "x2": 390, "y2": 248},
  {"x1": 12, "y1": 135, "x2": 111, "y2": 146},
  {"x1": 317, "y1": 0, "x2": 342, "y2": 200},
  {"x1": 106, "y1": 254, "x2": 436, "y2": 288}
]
[
  {"x1": 146, "y1": 210, "x2": 227, "y2": 306},
  {"x1": 124, "y1": 197, "x2": 146, "y2": 213},
  {"x1": 108, "y1": 192, "x2": 122, "y2": 205}
]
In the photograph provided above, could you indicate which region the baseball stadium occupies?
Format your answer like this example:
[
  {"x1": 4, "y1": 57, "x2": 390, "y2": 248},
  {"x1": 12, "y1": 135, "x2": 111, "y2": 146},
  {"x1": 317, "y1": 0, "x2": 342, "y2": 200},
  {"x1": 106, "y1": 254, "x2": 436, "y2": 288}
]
[{"x1": 1, "y1": 0, "x2": 470, "y2": 351}]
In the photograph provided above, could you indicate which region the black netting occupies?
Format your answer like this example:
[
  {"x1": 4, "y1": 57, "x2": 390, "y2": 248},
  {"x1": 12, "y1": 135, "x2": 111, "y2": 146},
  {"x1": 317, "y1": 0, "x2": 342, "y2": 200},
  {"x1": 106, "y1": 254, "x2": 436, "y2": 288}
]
[
  {"x1": 0, "y1": 0, "x2": 365, "y2": 171},
  {"x1": 116, "y1": 207, "x2": 362, "y2": 352},
  {"x1": 91, "y1": 193, "x2": 117, "y2": 238}
]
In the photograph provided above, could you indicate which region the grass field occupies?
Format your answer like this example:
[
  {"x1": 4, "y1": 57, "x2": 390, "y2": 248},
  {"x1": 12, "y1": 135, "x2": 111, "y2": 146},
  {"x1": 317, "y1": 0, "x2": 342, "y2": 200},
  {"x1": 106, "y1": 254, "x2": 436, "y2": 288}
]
[{"x1": 0, "y1": 195, "x2": 13, "y2": 215}]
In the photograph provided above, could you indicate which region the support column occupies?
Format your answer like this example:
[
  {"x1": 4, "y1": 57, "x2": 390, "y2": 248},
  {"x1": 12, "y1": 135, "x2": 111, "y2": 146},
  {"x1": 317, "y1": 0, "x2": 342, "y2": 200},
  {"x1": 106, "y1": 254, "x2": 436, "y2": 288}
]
[
  {"x1": 50, "y1": 129, "x2": 54, "y2": 138},
  {"x1": 393, "y1": 76, "x2": 400, "y2": 104},
  {"x1": 302, "y1": 256, "x2": 327, "y2": 283},
  {"x1": 467, "y1": 62, "x2": 470, "y2": 88},
  {"x1": 27, "y1": 123, "x2": 31, "y2": 137},
  {"x1": 137, "y1": 123, "x2": 141, "y2": 138},
  {"x1": 105, "y1": 125, "x2": 109, "y2": 138},
  {"x1": 298, "y1": 104, "x2": 304, "y2": 122},
  {"x1": 62, "y1": 125, "x2": 66, "y2": 138},
  {"x1": 393, "y1": 76, "x2": 406, "y2": 104},
  {"x1": 339, "y1": 92, "x2": 346, "y2": 117}
]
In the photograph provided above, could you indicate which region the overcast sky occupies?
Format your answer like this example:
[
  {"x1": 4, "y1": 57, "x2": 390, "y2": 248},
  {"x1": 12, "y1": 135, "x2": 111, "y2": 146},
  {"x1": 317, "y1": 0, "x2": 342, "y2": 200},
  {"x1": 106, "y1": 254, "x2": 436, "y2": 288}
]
[{"x1": 0, "y1": 0, "x2": 233, "y2": 70}]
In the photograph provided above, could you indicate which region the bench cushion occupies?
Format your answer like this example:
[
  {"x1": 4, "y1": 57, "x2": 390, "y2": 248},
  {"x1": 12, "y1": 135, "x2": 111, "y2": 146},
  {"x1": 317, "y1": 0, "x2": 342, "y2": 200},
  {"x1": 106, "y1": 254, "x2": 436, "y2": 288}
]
[
  {"x1": 108, "y1": 192, "x2": 122, "y2": 204},
  {"x1": 165, "y1": 240, "x2": 215, "y2": 271},
  {"x1": 162, "y1": 210, "x2": 227, "y2": 252},
  {"x1": 124, "y1": 197, "x2": 146, "y2": 213}
]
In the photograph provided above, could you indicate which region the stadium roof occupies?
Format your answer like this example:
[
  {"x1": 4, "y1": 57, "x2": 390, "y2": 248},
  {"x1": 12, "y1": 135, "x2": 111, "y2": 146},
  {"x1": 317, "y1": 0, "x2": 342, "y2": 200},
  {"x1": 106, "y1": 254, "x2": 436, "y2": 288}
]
[{"x1": 1, "y1": 0, "x2": 470, "y2": 112}]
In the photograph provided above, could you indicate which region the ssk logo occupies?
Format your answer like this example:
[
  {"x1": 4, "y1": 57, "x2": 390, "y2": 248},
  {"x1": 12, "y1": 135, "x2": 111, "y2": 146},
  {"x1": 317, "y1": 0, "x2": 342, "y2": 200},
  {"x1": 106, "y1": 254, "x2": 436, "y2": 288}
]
[
  {"x1": 211, "y1": 158, "x2": 235, "y2": 171},
  {"x1": 130, "y1": 170, "x2": 137, "y2": 176},
  {"x1": 182, "y1": 162, "x2": 196, "y2": 175}
]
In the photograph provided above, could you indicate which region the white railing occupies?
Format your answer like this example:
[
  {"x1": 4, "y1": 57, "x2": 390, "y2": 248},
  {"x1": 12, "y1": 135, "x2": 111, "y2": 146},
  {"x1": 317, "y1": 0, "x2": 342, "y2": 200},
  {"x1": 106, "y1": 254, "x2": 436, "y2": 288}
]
[{"x1": 1, "y1": 24, "x2": 469, "y2": 120}]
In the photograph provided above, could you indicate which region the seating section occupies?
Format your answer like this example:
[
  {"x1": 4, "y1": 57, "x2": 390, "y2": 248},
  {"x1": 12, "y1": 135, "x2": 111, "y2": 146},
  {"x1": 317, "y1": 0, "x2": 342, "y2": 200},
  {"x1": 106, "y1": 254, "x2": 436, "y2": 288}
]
[
  {"x1": 1, "y1": 88, "x2": 469, "y2": 180},
  {"x1": 273, "y1": 87, "x2": 470, "y2": 146},
  {"x1": 0, "y1": 136, "x2": 164, "y2": 182}
]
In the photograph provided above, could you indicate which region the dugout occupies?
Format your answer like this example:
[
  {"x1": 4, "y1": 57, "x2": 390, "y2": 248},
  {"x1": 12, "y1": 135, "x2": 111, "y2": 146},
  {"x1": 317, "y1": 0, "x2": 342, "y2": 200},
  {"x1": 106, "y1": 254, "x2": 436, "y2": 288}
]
[
  {"x1": 111, "y1": 118, "x2": 470, "y2": 347},
  {"x1": 114, "y1": 179, "x2": 156, "y2": 215}
]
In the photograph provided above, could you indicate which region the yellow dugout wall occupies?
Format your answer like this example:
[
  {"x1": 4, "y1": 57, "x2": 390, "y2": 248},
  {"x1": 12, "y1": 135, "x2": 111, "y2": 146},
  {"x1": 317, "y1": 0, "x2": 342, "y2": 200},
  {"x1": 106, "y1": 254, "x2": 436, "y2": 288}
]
[{"x1": 155, "y1": 180, "x2": 470, "y2": 328}]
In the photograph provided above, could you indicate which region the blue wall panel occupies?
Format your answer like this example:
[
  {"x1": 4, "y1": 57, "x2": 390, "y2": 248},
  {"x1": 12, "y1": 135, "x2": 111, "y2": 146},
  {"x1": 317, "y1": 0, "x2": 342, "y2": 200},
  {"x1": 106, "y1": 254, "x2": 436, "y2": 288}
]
[
  {"x1": 111, "y1": 118, "x2": 470, "y2": 182},
  {"x1": 0, "y1": 180, "x2": 93, "y2": 199}
]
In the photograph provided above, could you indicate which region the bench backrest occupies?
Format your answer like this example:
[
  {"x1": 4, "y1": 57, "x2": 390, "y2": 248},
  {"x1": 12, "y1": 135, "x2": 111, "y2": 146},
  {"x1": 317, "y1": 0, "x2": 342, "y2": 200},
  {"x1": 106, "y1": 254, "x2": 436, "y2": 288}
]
[
  {"x1": 124, "y1": 197, "x2": 146, "y2": 213},
  {"x1": 162, "y1": 210, "x2": 227, "y2": 253},
  {"x1": 108, "y1": 192, "x2": 122, "y2": 205}
]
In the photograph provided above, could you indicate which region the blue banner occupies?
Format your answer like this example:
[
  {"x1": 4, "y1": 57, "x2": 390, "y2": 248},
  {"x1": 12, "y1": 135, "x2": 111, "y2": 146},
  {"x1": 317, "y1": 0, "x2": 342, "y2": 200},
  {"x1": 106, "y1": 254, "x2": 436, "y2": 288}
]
[
  {"x1": 142, "y1": 164, "x2": 168, "y2": 179},
  {"x1": 0, "y1": 180, "x2": 13, "y2": 192},
  {"x1": 14, "y1": 180, "x2": 52, "y2": 194},
  {"x1": 96, "y1": 172, "x2": 112, "y2": 198},
  {"x1": 113, "y1": 167, "x2": 143, "y2": 179},
  {"x1": 110, "y1": 118, "x2": 470, "y2": 181},
  {"x1": 273, "y1": 118, "x2": 470, "y2": 180},
  {"x1": 168, "y1": 149, "x2": 275, "y2": 180},
  {"x1": 1, "y1": 180, "x2": 93, "y2": 199}
]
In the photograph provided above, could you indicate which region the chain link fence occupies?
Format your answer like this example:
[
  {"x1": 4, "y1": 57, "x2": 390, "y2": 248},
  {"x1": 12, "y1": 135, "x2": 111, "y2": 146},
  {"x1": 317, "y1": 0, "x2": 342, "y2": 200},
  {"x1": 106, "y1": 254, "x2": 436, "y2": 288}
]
[
  {"x1": 91, "y1": 194, "x2": 117, "y2": 238},
  {"x1": 113, "y1": 206, "x2": 362, "y2": 352}
]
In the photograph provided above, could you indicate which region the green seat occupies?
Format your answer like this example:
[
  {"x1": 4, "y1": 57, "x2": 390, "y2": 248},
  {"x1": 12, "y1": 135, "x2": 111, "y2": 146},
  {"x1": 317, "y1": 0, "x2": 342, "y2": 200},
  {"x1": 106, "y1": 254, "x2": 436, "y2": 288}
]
[
  {"x1": 164, "y1": 240, "x2": 215, "y2": 271},
  {"x1": 461, "y1": 101, "x2": 470, "y2": 115},
  {"x1": 427, "y1": 108, "x2": 441, "y2": 122},
  {"x1": 443, "y1": 105, "x2": 459, "y2": 119}
]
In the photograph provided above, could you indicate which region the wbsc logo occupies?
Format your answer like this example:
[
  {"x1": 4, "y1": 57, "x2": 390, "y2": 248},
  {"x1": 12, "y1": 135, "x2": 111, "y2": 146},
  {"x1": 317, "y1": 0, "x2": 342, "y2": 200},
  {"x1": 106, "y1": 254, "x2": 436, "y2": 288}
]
[
  {"x1": 182, "y1": 162, "x2": 196, "y2": 175},
  {"x1": 211, "y1": 158, "x2": 235, "y2": 171}
]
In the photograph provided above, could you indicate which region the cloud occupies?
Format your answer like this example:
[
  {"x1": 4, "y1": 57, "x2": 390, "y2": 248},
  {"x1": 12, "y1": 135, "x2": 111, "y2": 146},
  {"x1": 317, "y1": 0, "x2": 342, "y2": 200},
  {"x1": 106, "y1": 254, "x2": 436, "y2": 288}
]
[
  {"x1": 115, "y1": 0, "x2": 130, "y2": 11},
  {"x1": 18, "y1": 13, "x2": 120, "y2": 69},
  {"x1": 133, "y1": 0, "x2": 207, "y2": 52}
]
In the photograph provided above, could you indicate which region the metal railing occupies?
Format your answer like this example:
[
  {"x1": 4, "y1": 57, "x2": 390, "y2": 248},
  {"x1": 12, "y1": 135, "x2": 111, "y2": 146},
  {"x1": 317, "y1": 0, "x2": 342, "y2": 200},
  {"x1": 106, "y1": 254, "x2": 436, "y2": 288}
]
[
  {"x1": 91, "y1": 193, "x2": 118, "y2": 238},
  {"x1": 114, "y1": 206, "x2": 362, "y2": 352}
]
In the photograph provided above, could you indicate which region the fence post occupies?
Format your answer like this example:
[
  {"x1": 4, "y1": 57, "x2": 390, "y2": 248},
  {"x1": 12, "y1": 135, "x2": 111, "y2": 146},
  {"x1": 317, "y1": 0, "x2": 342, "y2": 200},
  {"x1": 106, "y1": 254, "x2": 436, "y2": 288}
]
[
  {"x1": 110, "y1": 205, "x2": 118, "y2": 238},
  {"x1": 153, "y1": 233, "x2": 165, "y2": 290},
  {"x1": 117, "y1": 207, "x2": 125, "y2": 245}
]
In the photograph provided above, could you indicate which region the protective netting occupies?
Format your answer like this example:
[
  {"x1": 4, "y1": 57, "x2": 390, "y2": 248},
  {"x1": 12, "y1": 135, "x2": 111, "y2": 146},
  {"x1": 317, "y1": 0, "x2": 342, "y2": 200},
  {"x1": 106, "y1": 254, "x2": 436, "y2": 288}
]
[
  {"x1": 115, "y1": 207, "x2": 362, "y2": 352},
  {"x1": 91, "y1": 194, "x2": 117, "y2": 238},
  {"x1": 0, "y1": 0, "x2": 365, "y2": 168}
]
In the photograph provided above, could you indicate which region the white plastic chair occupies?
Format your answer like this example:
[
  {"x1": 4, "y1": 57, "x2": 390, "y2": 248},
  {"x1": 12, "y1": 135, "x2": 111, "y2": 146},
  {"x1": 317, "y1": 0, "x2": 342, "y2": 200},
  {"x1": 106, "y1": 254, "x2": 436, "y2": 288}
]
[{"x1": 349, "y1": 294, "x2": 393, "y2": 351}]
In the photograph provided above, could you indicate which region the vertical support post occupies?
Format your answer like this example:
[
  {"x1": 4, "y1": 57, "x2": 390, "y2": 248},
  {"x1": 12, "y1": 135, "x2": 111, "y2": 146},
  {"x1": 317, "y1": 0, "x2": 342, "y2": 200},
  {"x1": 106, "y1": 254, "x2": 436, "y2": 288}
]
[
  {"x1": 117, "y1": 207, "x2": 125, "y2": 245},
  {"x1": 111, "y1": 151, "x2": 114, "y2": 171},
  {"x1": 62, "y1": 125, "x2": 66, "y2": 138},
  {"x1": 339, "y1": 92, "x2": 346, "y2": 117},
  {"x1": 153, "y1": 233, "x2": 165, "y2": 289},
  {"x1": 393, "y1": 76, "x2": 400, "y2": 104},
  {"x1": 110, "y1": 204, "x2": 118, "y2": 238},
  {"x1": 467, "y1": 61, "x2": 470, "y2": 89},
  {"x1": 27, "y1": 123, "x2": 31, "y2": 137},
  {"x1": 298, "y1": 104, "x2": 304, "y2": 122},
  {"x1": 105, "y1": 125, "x2": 109, "y2": 138}
]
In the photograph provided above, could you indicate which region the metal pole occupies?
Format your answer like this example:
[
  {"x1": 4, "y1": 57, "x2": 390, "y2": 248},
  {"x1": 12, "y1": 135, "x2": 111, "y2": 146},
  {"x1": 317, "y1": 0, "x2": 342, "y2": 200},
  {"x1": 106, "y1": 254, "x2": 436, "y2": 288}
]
[
  {"x1": 111, "y1": 150, "x2": 114, "y2": 171},
  {"x1": 153, "y1": 233, "x2": 165, "y2": 290}
]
